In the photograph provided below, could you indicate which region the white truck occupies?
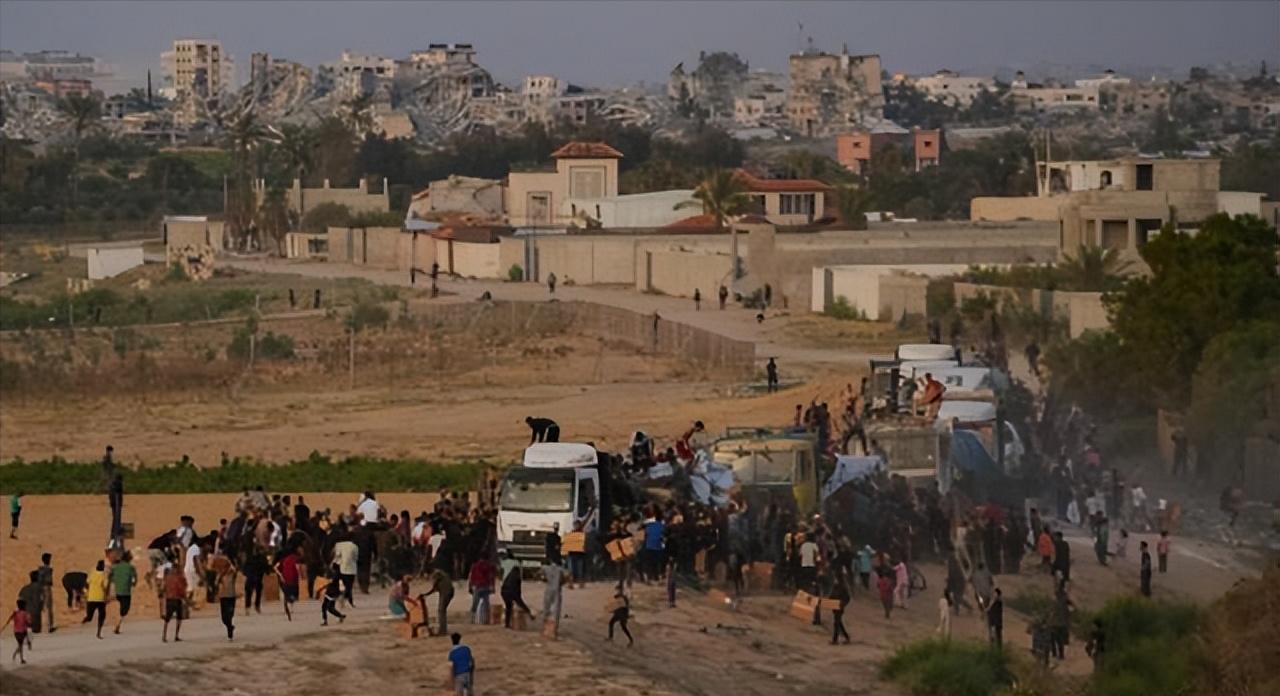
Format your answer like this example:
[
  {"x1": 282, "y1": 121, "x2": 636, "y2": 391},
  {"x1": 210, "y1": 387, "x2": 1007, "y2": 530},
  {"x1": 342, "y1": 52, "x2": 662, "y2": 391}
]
[{"x1": 496, "y1": 442, "x2": 602, "y2": 566}]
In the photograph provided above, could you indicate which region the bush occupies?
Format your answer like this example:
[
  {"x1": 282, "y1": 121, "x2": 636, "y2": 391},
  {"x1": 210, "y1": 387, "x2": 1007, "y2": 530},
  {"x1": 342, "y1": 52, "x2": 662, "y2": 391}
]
[
  {"x1": 348, "y1": 210, "x2": 405, "y2": 228},
  {"x1": 1086, "y1": 597, "x2": 1204, "y2": 696},
  {"x1": 508, "y1": 263, "x2": 524, "y2": 282},
  {"x1": 348, "y1": 301, "x2": 390, "y2": 332},
  {"x1": 0, "y1": 453, "x2": 483, "y2": 494},
  {"x1": 301, "y1": 202, "x2": 353, "y2": 234},
  {"x1": 881, "y1": 639, "x2": 1013, "y2": 696},
  {"x1": 825, "y1": 295, "x2": 869, "y2": 321},
  {"x1": 227, "y1": 329, "x2": 296, "y2": 361}
]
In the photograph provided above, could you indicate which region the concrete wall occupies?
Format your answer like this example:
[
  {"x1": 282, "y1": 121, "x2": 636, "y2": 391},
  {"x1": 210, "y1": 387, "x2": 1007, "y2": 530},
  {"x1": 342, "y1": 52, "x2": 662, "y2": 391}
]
[
  {"x1": 1217, "y1": 191, "x2": 1264, "y2": 218},
  {"x1": 954, "y1": 282, "x2": 1109, "y2": 338},
  {"x1": 506, "y1": 171, "x2": 562, "y2": 227},
  {"x1": 327, "y1": 226, "x2": 402, "y2": 269},
  {"x1": 637, "y1": 249, "x2": 734, "y2": 298},
  {"x1": 285, "y1": 232, "x2": 328, "y2": 259},
  {"x1": 164, "y1": 218, "x2": 225, "y2": 261},
  {"x1": 971, "y1": 196, "x2": 1062, "y2": 221},
  {"x1": 87, "y1": 246, "x2": 144, "y2": 280},
  {"x1": 437, "y1": 239, "x2": 501, "y2": 278},
  {"x1": 813, "y1": 264, "x2": 965, "y2": 319},
  {"x1": 878, "y1": 273, "x2": 929, "y2": 320},
  {"x1": 278, "y1": 178, "x2": 389, "y2": 215}
]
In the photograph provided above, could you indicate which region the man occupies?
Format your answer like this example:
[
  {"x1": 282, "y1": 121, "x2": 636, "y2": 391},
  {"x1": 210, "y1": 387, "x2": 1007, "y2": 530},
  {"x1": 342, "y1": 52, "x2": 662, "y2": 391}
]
[
  {"x1": 100, "y1": 445, "x2": 116, "y2": 492},
  {"x1": 641, "y1": 513, "x2": 665, "y2": 584},
  {"x1": 161, "y1": 565, "x2": 187, "y2": 643},
  {"x1": 8, "y1": 491, "x2": 21, "y2": 539},
  {"x1": 183, "y1": 541, "x2": 205, "y2": 605},
  {"x1": 320, "y1": 565, "x2": 346, "y2": 626},
  {"x1": 987, "y1": 587, "x2": 1004, "y2": 648},
  {"x1": 525, "y1": 416, "x2": 560, "y2": 444},
  {"x1": 1052, "y1": 531, "x2": 1071, "y2": 582},
  {"x1": 1171, "y1": 429, "x2": 1189, "y2": 477},
  {"x1": 718, "y1": 284, "x2": 728, "y2": 310},
  {"x1": 174, "y1": 515, "x2": 196, "y2": 549},
  {"x1": 856, "y1": 545, "x2": 874, "y2": 591},
  {"x1": 1038, "y1": 526, "x2": 1055, "y2": 573},
  {"x1": 109, "y1": 551, "x2": 137, "y2": 635},
  {"x1": 971, "y1": 561, "x2": 994, "y2": 610},
  {"x1": 798, "y1": 533, "x2": 818, "y2": 594},
  {"x1": 1024, "y1": 341, "x2": 1041, "y2": 377},
  {"x1": 447, "y1": 632, "x2": 476, "y2": 696},
  {"x1": 546, "y1": 272, "x2": 557, "y2": 295},
  {"x1": 356, "y1": 492, "x2": 380, "y2": 526},
  {"x1": 425, "y1": 567, "x2": 455, "y2": 636},
  {"x1": 499, "y1": 551, "x2": 532, "y2": 629},
  {"x1": 37, "y1": 553, "x2": 54, "y2": 633},
  {"x1": 1139, "y1": 541, "x2": 1152, "y2": 597},
  {"x1": 693, "y1": 288, "x2": 701, "y2": 311},
  {"x1": 108, "y1": 474, "x2": 124, "y2": 541},
  {"x1": 467, "y1": 555, "x2": 495, "y2": 624},
  {"x1": 544, "y1": 522, "x2": 563, "y2": 566},
  {"x1": 830, "y1": 571, "x2": 851, "y2": 645},
  {"x1": 766, "y1": 358, "x2": 779, "y2": 393},
  {"x1": 332, "y1": 534, "x2": 359, "y2": 607},
  {"x1": 1130, "y1": 483, "x2": 1150, "y2": 531},
  {"x1": 922, "y1": 373, "x2": 946, "y2": 420},
  {"x1": 541, "y1": 561, "x2": 566, "y2": 640},
  {"x1": 294, "y1": 496, "x2": 310, "y2": 533},
  {"x1": 17, "y1": 571, "x2": 44, "y2": 636}
]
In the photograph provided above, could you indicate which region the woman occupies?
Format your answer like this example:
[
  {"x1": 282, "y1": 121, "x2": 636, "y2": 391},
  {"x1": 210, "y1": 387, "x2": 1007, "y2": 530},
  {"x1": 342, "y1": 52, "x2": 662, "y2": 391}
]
[{"x1": 82, "y1": 560, "x2": 109, "y2": 639}]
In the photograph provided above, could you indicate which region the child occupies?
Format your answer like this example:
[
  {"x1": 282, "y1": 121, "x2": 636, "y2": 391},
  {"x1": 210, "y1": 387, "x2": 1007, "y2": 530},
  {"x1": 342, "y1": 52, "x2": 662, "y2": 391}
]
[
  {"x1": 321, "y1": 565, "x2": 346, "y2": 626},
  {"x1": 2, "y1": 599, "x2": 31, "y2": 664}
]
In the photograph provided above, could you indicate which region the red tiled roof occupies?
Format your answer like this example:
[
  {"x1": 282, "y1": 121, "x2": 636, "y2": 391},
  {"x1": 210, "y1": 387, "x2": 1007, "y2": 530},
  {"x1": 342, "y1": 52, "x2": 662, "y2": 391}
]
[
  {"x1": 663, "y1": 213, "x2": 719, "y2": 230},
  {"x1": 551, "y1": 141, "x2": 624, "y2": 159},
  {"x1": 734, "y1": 168, "x2": 833, "y2": 193}
]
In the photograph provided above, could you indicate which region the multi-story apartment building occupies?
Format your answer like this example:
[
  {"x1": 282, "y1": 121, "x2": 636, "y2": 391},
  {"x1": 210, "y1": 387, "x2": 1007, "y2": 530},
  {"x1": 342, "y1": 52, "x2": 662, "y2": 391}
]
[
  {"x1": 161, "y1": 38, "x2": 233, "y2": 99},
  {"x1": 787, "y1": 46, "x2": 883, "y2": 137}
]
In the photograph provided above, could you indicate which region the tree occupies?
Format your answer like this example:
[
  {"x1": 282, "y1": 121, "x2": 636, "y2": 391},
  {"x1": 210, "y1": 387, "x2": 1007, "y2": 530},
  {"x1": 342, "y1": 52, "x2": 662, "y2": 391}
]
[
  {"x1": 675, "y1": 169, "x2": 750, "y2": 279},
  {"x1": 342, "y1": 93, "x2": 375, "y2": 139},
  {"x1": 221, "y1": 101, "x2": 271, "y2": 250},
  {"x1": 256, "y1": 187, "x2": 291, "y2": 255},
  {"x1": 269, "y1": 124, "x2": 315, "y2": 226},
  {"x1": 1056, "y1": 245, "x2": 1132, "y2": 292},
  {"x1": 1186, "y1": 321, "x2": 1280, "y2": 478},
  {"x1": 301, "y1": 202, "x2": 352, "y2": 234},
  {"x1": 1106, "y1": 214, "x2": 1280, "y2": 408},
  {"x1": 833, "y1": 185, "x2": 873, "y2": 230},
  {"x1": 57, "y1": 93, "x2": 101, "y2": 209},
  {"x1": 310, "y1": 117, "x2": 359, "y2": 188}
]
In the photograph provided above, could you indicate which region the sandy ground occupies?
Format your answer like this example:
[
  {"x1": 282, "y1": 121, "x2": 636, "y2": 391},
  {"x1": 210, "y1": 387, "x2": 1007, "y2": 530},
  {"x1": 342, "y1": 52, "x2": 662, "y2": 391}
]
[{"x1": 0, "y1": 494, "x2": 1258, "y2": 696}]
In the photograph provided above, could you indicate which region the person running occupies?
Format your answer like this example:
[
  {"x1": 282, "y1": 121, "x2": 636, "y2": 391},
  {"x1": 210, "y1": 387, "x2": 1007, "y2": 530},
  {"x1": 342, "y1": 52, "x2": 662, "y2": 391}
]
[
  {"x1": 425, "y1": 567, "x2": 455, "y2": 636},
  {"x1": 320, "y1": 565, "x2": 347, "y2": 626},
  {"x1": 1139, "y1": 541, "x2": 1153, "y2": 597},
  {"x1": 830, "y1": 572, "x2": 851, "y2": 645},
  {"x1": 606, "y1": 587, "x2": 634, "y2": 646},
  {"x1": 109, "y1": 551, "x2": 137, "y2": 635},
  {"x1": 499, "y1": 551, "x2": 532, "y2": 629},
  {"x1": 8, "y1": 491, "x2": 21, "y2": 539},
  {"x1": 161, "y1": 565, "x2": 187, "y2": 642},
  {"x1": 17, "y1": 571, "x2": 43, "y2": 638},
  {"x1": 2, "y1": 599, "x2": 31, "y2": 664},
  {"x1": 275, "y1": 547, "x2": 301, "y2": 621},
  {"x1": 216, "y1": 558, "x2": 239, "y2": 640},
  {"x1": 987, "y1": 588, "x2": 1004, "y2": 648},
  {"x1": 83, "y1": 560, "x2": 109, "y2": 639},
  {"x1": 447, "y1": 632, "x2": 476, "y2": 696},
  {"x1": 242, "y1": 546, "x2": 268, "y2": 614}
]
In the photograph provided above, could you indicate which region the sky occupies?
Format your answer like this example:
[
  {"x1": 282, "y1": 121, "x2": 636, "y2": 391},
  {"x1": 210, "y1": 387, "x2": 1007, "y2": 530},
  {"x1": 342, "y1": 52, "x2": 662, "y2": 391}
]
[{"x1": 1, "y1": 1, "x2": 1277, "y2": 92}]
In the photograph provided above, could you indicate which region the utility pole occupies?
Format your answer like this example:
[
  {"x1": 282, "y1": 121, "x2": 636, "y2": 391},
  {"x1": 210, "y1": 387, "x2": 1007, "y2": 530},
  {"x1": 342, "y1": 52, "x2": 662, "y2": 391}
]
[{"x1": 348, "y1": 327, "x2": 355, "y2": 390}]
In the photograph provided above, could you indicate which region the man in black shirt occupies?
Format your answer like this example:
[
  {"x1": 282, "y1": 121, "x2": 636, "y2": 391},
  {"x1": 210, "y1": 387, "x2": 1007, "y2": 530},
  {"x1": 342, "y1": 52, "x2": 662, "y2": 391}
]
[
  {"x1": 1139, "y1": 541, "x2": 1152, "y2": 597},
  {"x1": 544, "y1": 523, "x2": 562, "y2": 565},
  {"x1": 526, "y1": 417, "x2": 560, "y2": 443}
]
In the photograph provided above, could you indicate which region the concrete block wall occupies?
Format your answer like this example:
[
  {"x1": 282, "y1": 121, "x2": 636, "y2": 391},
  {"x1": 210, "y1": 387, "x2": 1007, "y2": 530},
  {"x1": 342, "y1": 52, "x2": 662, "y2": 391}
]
[{"x1": 636, "y1": 249, "x2": 734, "y2": 299}]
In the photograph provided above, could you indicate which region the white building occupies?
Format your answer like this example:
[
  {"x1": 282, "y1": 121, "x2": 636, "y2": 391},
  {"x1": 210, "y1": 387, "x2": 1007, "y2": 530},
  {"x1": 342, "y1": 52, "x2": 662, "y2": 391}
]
[
  {"x1": 1075, "y1": 69, "x2": 1132, "y2": 89},
  {"x1": 909, "y1": 69, "x2": 994, "y2": 107}
]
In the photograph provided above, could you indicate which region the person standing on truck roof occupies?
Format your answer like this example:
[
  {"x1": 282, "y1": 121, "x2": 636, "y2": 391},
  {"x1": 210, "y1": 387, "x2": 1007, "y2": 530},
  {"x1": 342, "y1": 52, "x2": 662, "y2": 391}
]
[
  {"x1": 526, "y1": 417, "x2": 560, "y2": 444},
  {"x1": 922, "y1": 373, "x2": 946, "y2": 420}
]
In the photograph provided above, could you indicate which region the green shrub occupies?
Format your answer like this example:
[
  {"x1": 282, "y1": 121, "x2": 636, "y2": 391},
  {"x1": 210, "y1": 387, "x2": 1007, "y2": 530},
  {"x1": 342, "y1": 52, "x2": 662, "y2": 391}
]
[
  {"x1": 301, "y1": 202, "x2": 353, "y2": 234},
  {"x1": 348, "y1": 301, "x2": 390, "y2": 331},
  {"x1": 825, "y1": 295, "x2": 869, "y2": 321},
  {"x1": 348, "y1": 210, "x2": 405, "y2": 228},
  {"x1": 227, "y1": 329, "x2": 295, "y2": 361},
  {"x1": 881, "y1": 639, "x2": 1013, "y2": 696},
  {"x1": 1087, "y1": 597, "x2": 1204, "y2": 696},
  {"x1": 508, "y1": 263, "x2": 524, "y2": 282},
  {"x1": 0, "y1": 453, "x2": 484, "y2": 494}
]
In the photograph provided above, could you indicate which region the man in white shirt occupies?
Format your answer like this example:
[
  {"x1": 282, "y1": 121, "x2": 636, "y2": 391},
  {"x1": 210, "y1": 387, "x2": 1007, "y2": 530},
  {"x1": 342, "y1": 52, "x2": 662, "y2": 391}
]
[
  {"x1": 357, "y1": 492, "x2": 380, "y2": 526},
  {"x1": 332, "y1": 538, "x2": 359, "y2": 607},
  {"x1": 1130, "y1": 484, "x2": 1150, "y2": 531},
  {"x1": 183, "y1": 543, "x2": 203, "y2": 602},
  {"x1": 798, "y1": 534, "x2": 819, "y2": 593},
  {"x1": 174, "y1": 516, "x2": 195, "y2": 549}
]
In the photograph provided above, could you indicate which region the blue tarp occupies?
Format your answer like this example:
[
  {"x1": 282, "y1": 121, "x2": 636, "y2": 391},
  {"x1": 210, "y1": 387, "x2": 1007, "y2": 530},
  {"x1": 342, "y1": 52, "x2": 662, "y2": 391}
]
[{"x1": 948, "y1": 429, "x2": 1003, "y2": 502}]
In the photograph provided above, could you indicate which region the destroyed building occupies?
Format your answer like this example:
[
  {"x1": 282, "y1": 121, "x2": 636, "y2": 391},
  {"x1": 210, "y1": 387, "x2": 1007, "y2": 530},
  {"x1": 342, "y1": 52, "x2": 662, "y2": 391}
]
[
  {"x1": 787, "y1": 45, "x2": 884, "y2": 137},
  {"x1": 668, "y1": 51, "x2": 750, "y2": 120}
]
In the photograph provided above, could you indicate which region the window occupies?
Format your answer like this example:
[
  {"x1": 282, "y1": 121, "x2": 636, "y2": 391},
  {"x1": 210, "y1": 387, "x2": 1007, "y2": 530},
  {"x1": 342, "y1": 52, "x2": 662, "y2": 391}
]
[
  {"x1": 569, "y1": 165, "x2": 605, "y2": 199},
  {"x1": 1099, "y1": 170, "x2": 1113, "y2": 188},
  {"x1": 575, "y1": 477, "x2": 596, "y2": 517},
  {"x1": 1135, "y1": 164, "x2": 1153, "y2": 191},
  {"x1": 528, "y1": 192, "x2": 551, "y2": 224},
  {"x1": 780, "y1": 193, "x2": 816, "y2": 215}
]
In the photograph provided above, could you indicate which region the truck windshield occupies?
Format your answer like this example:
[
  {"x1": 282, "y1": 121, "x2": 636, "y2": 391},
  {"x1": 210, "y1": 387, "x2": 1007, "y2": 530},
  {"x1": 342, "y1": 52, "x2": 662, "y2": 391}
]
[{"x1": 500, "y1": 468, "x2": 574, "y2": 513}]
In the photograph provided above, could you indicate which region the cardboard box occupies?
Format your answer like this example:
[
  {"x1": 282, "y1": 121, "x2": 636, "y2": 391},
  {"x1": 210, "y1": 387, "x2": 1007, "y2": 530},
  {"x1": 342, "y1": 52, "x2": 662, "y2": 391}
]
[
  {"x1": 263, "y1": 573, "x2": 280, "y2": 601},
  {"x1": 562, "y1": 531, "x2": 586, "y2": 554},
  {"x1": 789, "y1": 590, "x2": 821, "y2": 621},
  {"x1": 606, "y1": 537, "x2": 638, "y2": 561}
]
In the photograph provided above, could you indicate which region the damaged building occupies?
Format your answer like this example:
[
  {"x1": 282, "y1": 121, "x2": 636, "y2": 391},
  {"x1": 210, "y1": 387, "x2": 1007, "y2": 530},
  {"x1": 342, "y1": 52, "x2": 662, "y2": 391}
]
[
  {"x1": 787, "y1": 44, "x2": 884, "y2": 137},
  {"x1": 668, "y1": 51, "x2": 750, "y2": 120}
]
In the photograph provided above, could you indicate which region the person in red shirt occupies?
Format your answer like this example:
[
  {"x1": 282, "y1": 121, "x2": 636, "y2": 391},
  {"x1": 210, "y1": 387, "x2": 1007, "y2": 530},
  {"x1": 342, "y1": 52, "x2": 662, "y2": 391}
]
[
  {"x1": 2, "y1": 599, "x2": 31, "y2": 664},
  {"x1": 877, "y1": 573, "x2": 895, "y2": 619},
  {"x1": 275, "y1": 549, "x2": 301, "y2": 622},
  {"x1": 162, "y1": 567, "x2": 187, "y2": 642},
  {"x1": 468, "y1": 557, "x2": 496, "y2": 624}
]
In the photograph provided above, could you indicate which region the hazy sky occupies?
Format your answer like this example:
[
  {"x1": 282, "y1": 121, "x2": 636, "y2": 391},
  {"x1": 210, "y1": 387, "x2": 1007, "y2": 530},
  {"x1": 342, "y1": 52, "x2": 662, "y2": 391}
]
[{"x1": 2, "y1": 1, "x2": 1277, "y2": 91}]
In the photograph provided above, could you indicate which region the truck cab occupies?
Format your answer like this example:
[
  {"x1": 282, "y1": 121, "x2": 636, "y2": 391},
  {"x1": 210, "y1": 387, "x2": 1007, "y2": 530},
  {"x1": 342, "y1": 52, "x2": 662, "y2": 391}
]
[
  {"x1": 496, "y1": 443, "x2": 600, "y2": 566},
  {"x1": 711, "y1": 429, "x2": 821, "y2": 517}
]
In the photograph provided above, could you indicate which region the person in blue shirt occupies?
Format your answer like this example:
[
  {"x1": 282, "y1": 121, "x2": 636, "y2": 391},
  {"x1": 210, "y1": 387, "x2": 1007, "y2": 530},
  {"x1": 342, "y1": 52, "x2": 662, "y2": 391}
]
[
  {"x1": 447, "y1": 632, "x2": 475, "y2": 696},
  {"x1": 642, "y1": 510, "x2": 665, "y2": 583}
]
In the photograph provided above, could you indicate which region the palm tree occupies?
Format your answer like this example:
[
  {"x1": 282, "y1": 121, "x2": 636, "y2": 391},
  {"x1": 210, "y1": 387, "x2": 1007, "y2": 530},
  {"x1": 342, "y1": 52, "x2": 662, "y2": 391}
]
[
  {"x1": 675, "y1": 168, "x2": 751, "y2": 279},
  {"x1": 341, "y1": 93, "x2": 375, "y2": 139},
  {"x1": 1057, "y1": 246, "x2": 1134, "y2": 292},
  {"x1": 833, "y1": 185, "x2": 873, "y2": 230},
  {"x1": 57, "y1": 93, "x2": 101, "y2": 209},
  {"x1": 268, "y1": 124, "x2": 315, "y2": 227},
  {"x1": 222, "y1": 100, "x2": 271, "y2": 250}
]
